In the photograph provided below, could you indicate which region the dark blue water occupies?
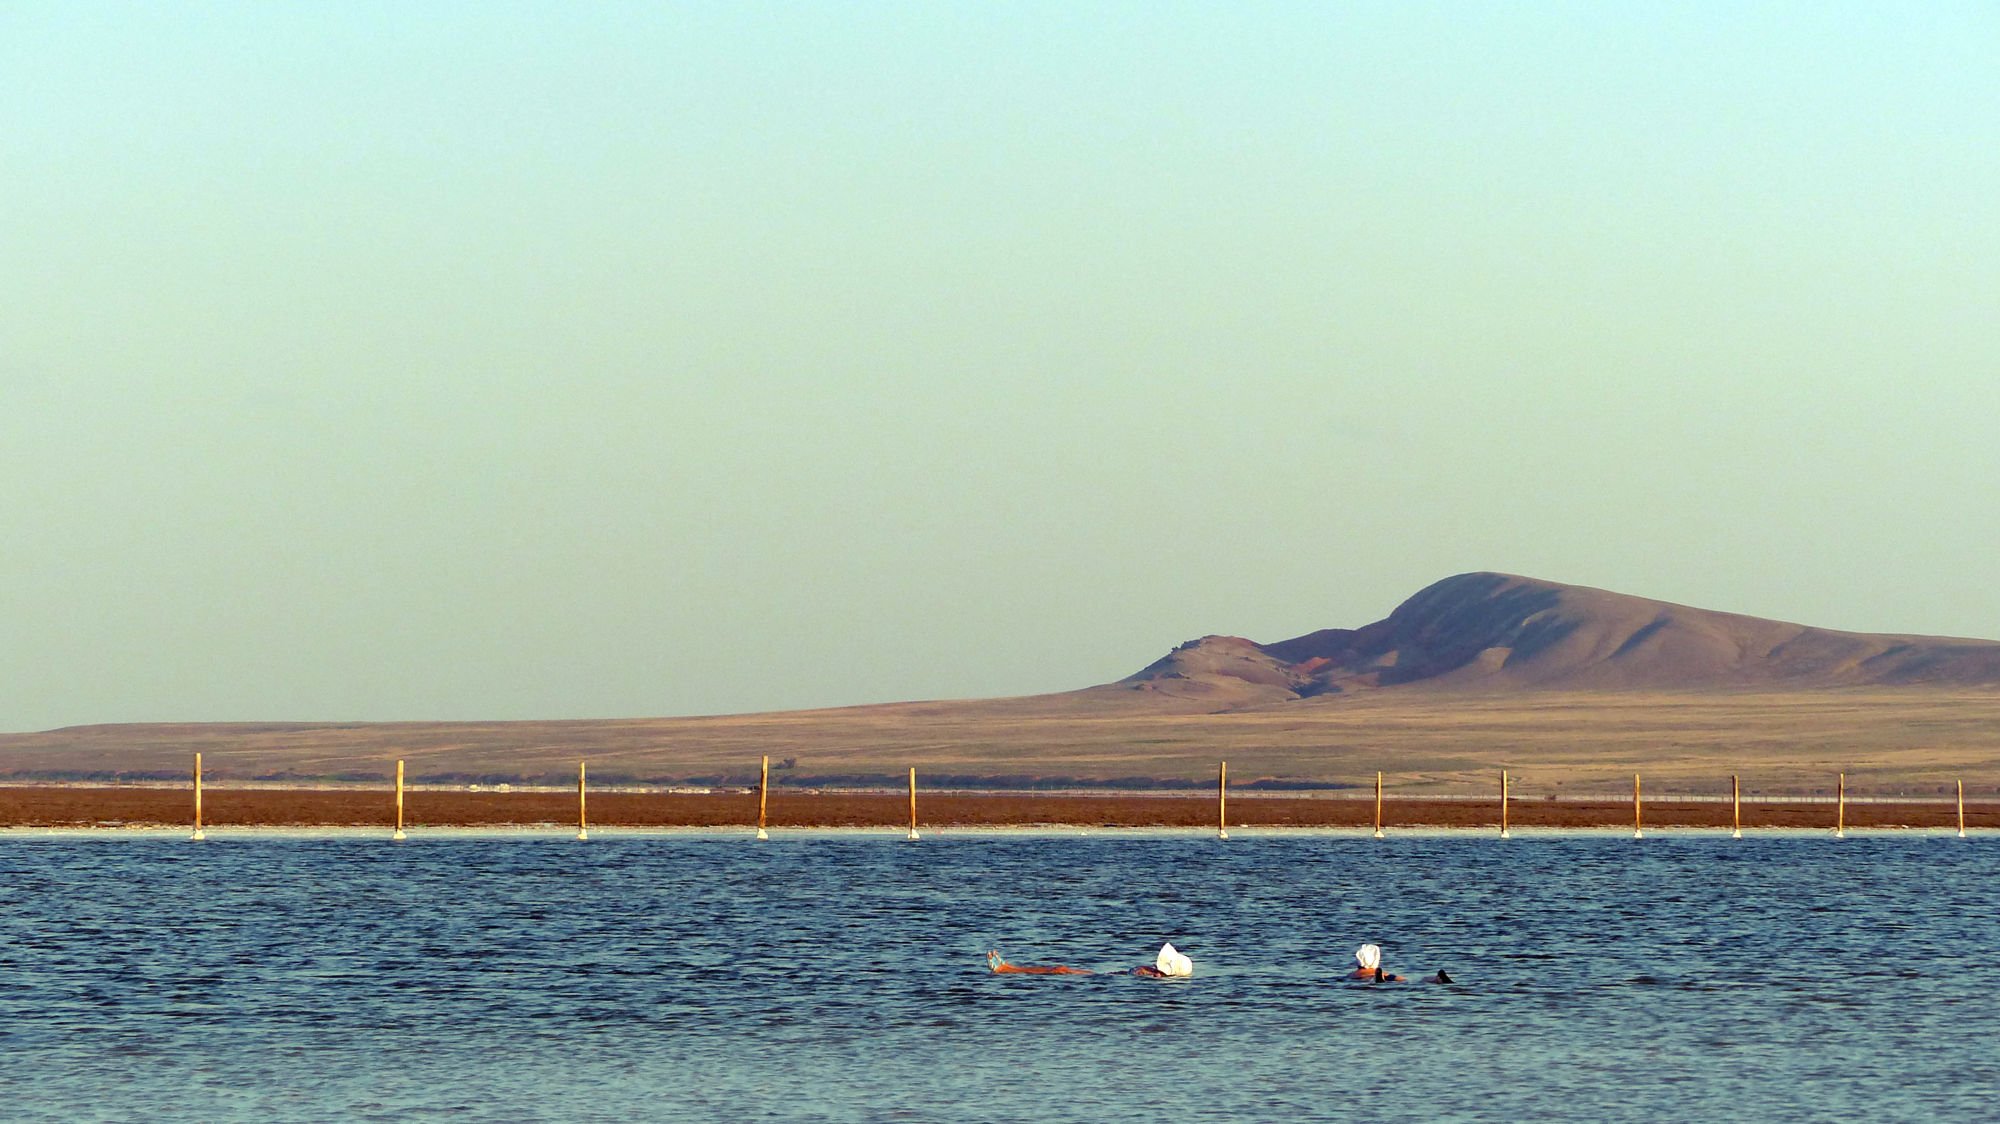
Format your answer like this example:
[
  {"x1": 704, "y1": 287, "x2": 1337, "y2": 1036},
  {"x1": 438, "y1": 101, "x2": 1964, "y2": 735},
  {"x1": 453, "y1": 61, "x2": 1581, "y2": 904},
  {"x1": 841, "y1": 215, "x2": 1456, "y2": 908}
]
[{"x1": 1, "y1": 831, "x2": 1993, "y2": 1122}]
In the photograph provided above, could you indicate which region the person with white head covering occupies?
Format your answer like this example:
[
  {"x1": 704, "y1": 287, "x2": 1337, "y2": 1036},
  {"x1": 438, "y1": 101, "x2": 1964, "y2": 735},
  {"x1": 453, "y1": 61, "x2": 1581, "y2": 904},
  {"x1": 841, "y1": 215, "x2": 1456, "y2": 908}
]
[
  {"x1": 1132, "y1": 941, "x2": 1194, "y2": 978},
  {"x1": 1350, "y1": 943, "x2": 1405, "y2": 982},
  {"x1": 988, "y1": 941, "x2": 1195, "y2": 978}
]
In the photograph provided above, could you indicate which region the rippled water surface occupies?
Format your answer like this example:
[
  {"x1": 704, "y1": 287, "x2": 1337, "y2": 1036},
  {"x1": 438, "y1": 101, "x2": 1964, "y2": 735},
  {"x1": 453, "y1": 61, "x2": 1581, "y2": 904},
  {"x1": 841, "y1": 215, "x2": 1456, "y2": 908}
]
[{"x1": 2, "y1": 832, "x2": 1994, "y2": 1122}]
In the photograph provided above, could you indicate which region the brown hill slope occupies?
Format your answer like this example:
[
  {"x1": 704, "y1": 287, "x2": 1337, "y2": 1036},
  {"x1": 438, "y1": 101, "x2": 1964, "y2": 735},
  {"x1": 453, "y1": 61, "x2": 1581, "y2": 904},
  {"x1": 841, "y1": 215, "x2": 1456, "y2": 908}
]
[{"x1": 1120, "y1": 572, "x2": 2000, "y2": 705}]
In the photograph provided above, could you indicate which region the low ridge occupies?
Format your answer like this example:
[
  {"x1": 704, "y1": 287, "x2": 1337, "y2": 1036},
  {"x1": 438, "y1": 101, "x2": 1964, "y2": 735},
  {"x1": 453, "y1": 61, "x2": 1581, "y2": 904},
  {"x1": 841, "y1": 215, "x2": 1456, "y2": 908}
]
[{"x1": 1120, "y1": 572, "x2": 2000, "y2": 705}]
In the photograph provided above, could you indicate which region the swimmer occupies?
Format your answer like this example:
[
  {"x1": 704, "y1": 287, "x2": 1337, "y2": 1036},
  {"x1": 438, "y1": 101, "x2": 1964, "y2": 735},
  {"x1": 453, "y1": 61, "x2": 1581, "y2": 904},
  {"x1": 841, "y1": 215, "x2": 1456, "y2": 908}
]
[
  {"x1": 988, "y1": 950, "x2": 1091, "y2": 975},
  {"x1": 1350, "y1": 944, "x2": 1405, "y2": 983},
  {"x1": 989, "y1": 942, "x2": 1193, "y2": 977},
  {"x1": 1422, "y1": 969, "x2": 1455, "y2": 985},
  {"x1": 1130, "y1": 942, "x2": 1194, "y2": 979}
]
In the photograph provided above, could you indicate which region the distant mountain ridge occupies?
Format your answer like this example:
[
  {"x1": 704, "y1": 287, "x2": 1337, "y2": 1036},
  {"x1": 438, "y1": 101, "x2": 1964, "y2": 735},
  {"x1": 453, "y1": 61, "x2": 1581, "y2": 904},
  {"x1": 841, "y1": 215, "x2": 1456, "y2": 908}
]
[{"x1": 1119, "y1": 572, "x2": 2000, "y2": 706}]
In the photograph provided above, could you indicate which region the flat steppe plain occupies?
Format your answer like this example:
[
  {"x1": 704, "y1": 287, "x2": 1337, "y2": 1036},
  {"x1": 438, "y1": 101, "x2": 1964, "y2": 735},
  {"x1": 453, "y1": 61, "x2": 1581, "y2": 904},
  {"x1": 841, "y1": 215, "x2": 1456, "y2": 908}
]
[{"x1": 5, "y1": 687, "x2": 2000, "y2": 798}]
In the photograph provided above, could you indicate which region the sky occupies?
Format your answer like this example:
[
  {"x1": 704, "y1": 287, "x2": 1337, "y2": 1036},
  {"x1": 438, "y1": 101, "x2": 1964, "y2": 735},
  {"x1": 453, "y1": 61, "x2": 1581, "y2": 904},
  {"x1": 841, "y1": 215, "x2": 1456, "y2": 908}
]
[{"x1": 5, "y1": 2, "x2": 1998, "y2": 731}]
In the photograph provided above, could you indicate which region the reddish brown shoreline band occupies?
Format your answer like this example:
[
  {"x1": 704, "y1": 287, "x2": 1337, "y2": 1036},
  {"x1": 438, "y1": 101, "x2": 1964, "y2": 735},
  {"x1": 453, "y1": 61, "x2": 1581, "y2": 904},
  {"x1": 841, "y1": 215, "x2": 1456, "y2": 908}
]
[{"x1": 2, "y1": 787, "x2": 1995, "y2": 830}]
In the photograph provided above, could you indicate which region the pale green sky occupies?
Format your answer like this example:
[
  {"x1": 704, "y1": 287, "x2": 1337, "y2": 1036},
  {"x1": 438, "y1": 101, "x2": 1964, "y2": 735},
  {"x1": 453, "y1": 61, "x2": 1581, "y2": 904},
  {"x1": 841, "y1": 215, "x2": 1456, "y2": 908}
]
[{"x1": 4, "y1": 3, "x2": 1997, "y2": 730}]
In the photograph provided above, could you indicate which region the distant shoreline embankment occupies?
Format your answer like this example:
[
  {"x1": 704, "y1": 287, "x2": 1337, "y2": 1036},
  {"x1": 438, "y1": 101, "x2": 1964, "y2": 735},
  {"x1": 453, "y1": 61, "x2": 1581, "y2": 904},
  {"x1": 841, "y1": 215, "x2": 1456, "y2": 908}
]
[{"x1": 1, "y1": 786, "x2": 1992, "y2": 831}]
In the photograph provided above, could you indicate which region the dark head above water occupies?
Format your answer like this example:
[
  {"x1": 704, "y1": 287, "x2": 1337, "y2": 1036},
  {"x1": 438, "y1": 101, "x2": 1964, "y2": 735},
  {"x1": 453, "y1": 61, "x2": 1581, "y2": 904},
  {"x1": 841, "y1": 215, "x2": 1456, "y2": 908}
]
[{"x1": 1122, "y1": 571, "x2": 2000, "y2": 703}]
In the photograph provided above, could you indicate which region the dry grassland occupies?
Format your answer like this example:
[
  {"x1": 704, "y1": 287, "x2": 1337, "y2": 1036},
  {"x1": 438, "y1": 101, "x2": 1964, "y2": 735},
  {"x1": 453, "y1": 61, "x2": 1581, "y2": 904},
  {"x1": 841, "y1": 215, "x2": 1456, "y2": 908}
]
[{"x1": 5, "y1": 687, "x2": 2000, "y2": 798}]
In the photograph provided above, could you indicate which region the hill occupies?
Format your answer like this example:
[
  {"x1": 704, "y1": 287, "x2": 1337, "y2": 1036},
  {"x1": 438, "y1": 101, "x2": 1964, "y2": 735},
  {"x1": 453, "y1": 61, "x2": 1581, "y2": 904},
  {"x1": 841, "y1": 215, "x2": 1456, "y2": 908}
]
[{"x1": 1116, "y1": 572, "x2": 2000, "y2": 707}]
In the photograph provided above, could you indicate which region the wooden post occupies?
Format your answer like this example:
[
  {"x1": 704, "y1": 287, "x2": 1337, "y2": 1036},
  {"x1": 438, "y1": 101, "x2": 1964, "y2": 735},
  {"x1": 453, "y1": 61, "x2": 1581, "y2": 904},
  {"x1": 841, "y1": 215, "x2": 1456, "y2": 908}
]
[
  {"x1": 576, "y1": 760, "x2": 589, "y2": 841},
  {"x1": 906, "y1": 767, "x2": 921, "y2": 841},
  {"x1": 1633, "y1": 773, "x2": 1643, "y2": 840},
  {"x1": 756, "y1": 754, "x2": 770, "y2": 840},
  {"x1": 393, "y1": 759, "x2": 406, "y2": 841},
  {"x1": 1217, "y1": 761, "x2": 1229, "y2": 841},
  {"x1": 1731, "y1": 774, "x2": 1741, "y2": 839},
  {"x1": 1372, "y1": 771, "x2": 1384, "y2": 839},
  {"x1": 1500, "y1": 770, "x2": 1510, "y2": 839},
  {"x1": 1835, "y1": 771, "x2": 1845, "y2": 838},
  {"x1": 1958, "y1": 778, "x2": 1966, "y2": 839},
  {"x1": 191, "y1": 752, "x2": 205, "y2": 841}
]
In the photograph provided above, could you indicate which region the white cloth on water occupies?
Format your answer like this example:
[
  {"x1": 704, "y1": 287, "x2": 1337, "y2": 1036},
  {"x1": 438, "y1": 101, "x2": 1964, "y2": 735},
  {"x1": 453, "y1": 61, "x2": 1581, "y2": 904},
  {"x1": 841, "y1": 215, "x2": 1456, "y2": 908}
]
[
  {"x1": 1356, "y1": 944, "x2": 1381, "y2": 971},
  {"x1": 1155, "y1": 942, "x2": 1194, "y2": 977}
]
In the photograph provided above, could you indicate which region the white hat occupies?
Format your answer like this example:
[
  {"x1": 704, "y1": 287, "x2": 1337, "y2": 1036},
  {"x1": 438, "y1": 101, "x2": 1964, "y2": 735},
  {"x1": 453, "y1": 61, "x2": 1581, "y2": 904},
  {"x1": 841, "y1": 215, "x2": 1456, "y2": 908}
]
[
  {"x1": 1155, "y1": 942, "x2": 1194, "y2": 977},
  {"x1": 1355, "y1": 944, "x2": 1381, "y2": 970}
]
